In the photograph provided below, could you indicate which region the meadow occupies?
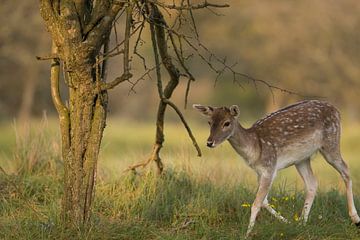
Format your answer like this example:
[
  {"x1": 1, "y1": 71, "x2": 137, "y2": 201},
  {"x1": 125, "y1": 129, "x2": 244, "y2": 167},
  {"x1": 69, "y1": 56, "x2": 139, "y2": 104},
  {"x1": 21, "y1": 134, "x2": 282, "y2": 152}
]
[{"x1": 1, "y1": 118, "x2": 360, "y2": 239}]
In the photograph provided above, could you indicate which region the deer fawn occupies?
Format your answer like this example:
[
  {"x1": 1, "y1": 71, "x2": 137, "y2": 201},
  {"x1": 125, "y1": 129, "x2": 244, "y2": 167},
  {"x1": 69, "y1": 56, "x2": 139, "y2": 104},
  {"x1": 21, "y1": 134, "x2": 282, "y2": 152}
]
[{"x1": 193, "y1": 100, "x2": 360, "y2": 237}]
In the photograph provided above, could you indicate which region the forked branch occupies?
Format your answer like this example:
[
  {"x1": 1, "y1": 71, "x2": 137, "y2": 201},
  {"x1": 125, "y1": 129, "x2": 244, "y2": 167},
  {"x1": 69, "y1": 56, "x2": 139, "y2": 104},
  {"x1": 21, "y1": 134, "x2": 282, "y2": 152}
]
[
  {"x1": 127, "y1": 3, "x2": 202, "y2": 174},
  {"x1": 49, "y1": 41, "x2": 70, "y2": 155},
  {"x1": 163, "y1": 99, "x2": 201, "y2": 156}
]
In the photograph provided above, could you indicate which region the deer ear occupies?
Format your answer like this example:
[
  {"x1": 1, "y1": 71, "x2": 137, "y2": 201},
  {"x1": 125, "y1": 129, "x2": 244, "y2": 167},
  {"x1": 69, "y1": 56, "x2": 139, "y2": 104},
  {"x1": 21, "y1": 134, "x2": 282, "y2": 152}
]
[
  {"x1": 229, "y1": 105, "x2": 240, "y2": 118},
  {"x1": 193, "y1": 104, "x2": 214, "y2": 117}
]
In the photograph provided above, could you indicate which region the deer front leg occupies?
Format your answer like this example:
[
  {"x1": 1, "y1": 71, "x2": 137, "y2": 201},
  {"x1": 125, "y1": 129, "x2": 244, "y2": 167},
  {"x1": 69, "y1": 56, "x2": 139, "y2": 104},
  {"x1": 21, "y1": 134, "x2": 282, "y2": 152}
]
[
  {"x1": 262, "y1": 197, "x2": 289, "y2": 223},
  {"x1": 246, "y1": 171, "x2": 275, "y2": 237}
]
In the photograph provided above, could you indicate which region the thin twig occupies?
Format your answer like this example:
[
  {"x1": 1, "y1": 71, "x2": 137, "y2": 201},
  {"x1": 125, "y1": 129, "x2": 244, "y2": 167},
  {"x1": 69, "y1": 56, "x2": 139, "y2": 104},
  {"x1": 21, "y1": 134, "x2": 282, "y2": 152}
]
[
  {"x1": 36, "y1": 54, "x2": 59, "y2": 60},
  {"x1": 163, "y1": 99, "x2": 201, "y2": 157},
  {"x1": 133, "y1": 19, "x2": 148, "y2": 70},
  {"x1": 128, "y1": 66, "x2": 157, "y2": 94},
  {"x1": 101, "y1": 32, "x2": 111, "y2": 82},
  {"x1": 100, "y1": 73, "x2": 133, "y2": 91},
  {"x1": 123, "y1": 2, "x2": 133, "y2": 76}
]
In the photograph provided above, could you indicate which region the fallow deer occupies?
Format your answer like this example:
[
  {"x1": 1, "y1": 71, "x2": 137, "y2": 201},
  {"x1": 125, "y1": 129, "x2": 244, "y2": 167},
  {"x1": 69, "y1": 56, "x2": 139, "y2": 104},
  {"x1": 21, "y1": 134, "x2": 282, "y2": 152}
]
[{"x1": 193, "y1": 100, "x2": 360, "y2": 237}]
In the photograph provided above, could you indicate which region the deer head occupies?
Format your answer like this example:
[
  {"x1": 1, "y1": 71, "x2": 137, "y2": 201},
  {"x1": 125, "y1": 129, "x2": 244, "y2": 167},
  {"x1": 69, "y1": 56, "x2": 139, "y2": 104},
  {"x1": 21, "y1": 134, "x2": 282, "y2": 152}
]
[{"x1": 193, "y1": 104, "x2": 240, "y2": 148}]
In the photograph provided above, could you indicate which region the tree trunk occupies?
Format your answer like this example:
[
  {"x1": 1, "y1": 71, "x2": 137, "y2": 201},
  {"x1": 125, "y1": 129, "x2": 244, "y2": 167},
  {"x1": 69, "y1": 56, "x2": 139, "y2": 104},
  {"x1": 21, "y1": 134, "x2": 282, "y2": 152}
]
[
  {"x1": 39, "y1": 0, "x2": 125, "y2": 227},
  {"x1": 49, "y1": 46, "x2": 107, "y2": 226},
  {"x1": 61, "y1": 64, "x2": 107, "y2": 225}
]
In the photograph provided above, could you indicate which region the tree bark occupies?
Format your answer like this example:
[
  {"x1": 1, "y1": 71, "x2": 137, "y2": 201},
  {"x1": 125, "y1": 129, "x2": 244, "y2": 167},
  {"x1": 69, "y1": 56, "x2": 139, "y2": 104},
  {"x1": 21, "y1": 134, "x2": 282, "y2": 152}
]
[
  {"x1": 63, "y1": 67, "x2": 107, "y2": 225},
  {"x1": 40, "y1": 0, "x2": 124, "y2": 228},
  {"x1": 49, "y1": 43, "x2": 107, "y2": 225}
]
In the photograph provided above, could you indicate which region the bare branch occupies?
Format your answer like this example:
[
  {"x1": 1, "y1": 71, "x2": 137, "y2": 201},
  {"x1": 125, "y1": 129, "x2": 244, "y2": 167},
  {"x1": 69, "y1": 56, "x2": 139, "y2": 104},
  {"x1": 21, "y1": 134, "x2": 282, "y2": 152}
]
[
  {"x1": 186, "y1": 0, "x2": 199, "y2": 38},
  {"x1": 168, "y1": 32, "x2": 195, "y2": 108},
  {"x1": 148, "y1": 0, "x2": 230, "y2": 10},
  {"x1": 36, "y1": 54, "x2": 59, "y2": 61},
  {"x1": 181, "y1": 36, "x2": 309, "y2": 98},
  {"x1": 163, "y1": 99, "x2": 201, "y2": 156},
  {"x1": 101, "y1": 33, "x2": 111, "y2": 82},
  {"x1": 104, "y1": 21, "x2": 143, "y2": 57},
  {"x1": 58, "y1": 1, "x2": 83, "y2": 42},
  {"x1": 151, "y1": 3, "x2": 201, "y2": 158},
  {"x1": 49, "y1": 41, "x2": 70, "y2": 153},
  {"x1": 39, "y1": 0, "x2": 64, "y2": 46},
  {"x1": 85, "y1": 1, "x2": 126, "y2": 49},
  {"x1": 95, "y1": 49, "x2": 125, "y2": 66},
  {"x1": 124, "y1": 143, "x2": 162, "y2": 173},
  {"x1": 50, "y1": 42, "x2": 68, "y2": 117},
  {"x1": 83, "y1": 1, "x2": 111, "y2": 35},
  {"x1": 100, "y1": 73, "x2": 133, "y2": 91},
  {"x1": 128, "y1": 66, "x2": 157, "y2": 94},
  {"x1": 149, "y1": 9, "x2": 164, "y2": 98},
  {"x1": 133, "y1": 19, "x2": 148, "y2": 70},
  {"x1": 123, "y1": 2, "x2": 133, "y2": 76}
]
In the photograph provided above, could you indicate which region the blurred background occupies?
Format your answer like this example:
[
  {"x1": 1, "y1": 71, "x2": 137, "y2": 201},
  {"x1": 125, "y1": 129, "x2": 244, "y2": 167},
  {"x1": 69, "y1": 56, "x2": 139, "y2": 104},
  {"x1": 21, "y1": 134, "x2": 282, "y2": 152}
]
[
  {"x1": 1, "y1": 0, "x2": 360, "y2": 123},
  {"x1": 1, "y1": 0, "x2": 360, "y2": 189}
]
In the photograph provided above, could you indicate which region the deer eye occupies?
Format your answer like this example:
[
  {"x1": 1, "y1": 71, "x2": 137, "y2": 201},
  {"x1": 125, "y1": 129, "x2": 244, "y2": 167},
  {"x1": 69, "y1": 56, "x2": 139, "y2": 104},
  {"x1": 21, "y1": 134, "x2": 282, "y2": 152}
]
[
  {"x1": 208, "y1": 121, "x2": 211, "y2": 126},
  {"x1": 223, "y1": 121, "x2": 231, "y2": 128}
]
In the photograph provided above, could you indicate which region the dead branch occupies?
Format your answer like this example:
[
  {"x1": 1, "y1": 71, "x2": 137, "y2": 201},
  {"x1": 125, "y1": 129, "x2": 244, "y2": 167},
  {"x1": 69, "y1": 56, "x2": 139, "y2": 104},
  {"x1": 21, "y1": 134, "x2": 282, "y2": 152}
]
[
  {"x1": 129, "y1": 66, "x2": 157, "y2": 94},
  {"x1": 142, "y1": 5, "x2": 304, "y2": 100},
  {"x1": 168, "y1": 32, "x2": 195, "y2": 108},
  {"x1": 100, "y1": 73, "x2": 133, "y2": 91},
  {"x1": 124, "y1": 143, "x2": 162, "y2": 173},
  {"x1": 104, "y1": 21, "x2": 144, "y2": 57},
  {"x1": 95, "y1": 49, "x2": 125, "y2": 67},
  {"x1": 36, "y1": 54, "x2": 59, "y2": 61},
  {"x1": 101, "y1": 33, "x2": 111, "y2": 82},
  {"x1": 123, "y1": 2, "x2": 133, "y2": 76},
  {"x1": 50, "y1": 42, "x2": 68, "y2": 119},
  {"x1": 85, "y1": 1, "x2": 126, "y2": 50},
  {"x1": 127, "y1": 3, "x2": 202, "y2": 174},
  {"x1": 181, "y1": 36, "x2": 308, "y2": 99},
  {"x1": 147, "y1": 0, "x2": 230, "y2": 10},
  {"x1": 163, "y1": 99, "x2": 201, "y2": 156},
  {"x1": 133, "y1": 19, "x2": 148, "y2": 70},
  {"x1": 50, "y1": 41, "x2": 70, "y2": 155}
]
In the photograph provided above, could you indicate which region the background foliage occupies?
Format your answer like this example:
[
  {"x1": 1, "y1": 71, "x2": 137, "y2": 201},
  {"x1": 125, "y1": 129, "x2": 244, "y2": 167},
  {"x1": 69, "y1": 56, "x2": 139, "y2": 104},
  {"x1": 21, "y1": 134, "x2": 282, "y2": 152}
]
[{"x1": 1, "y1": 0, "x2": 360, "y2": 121}]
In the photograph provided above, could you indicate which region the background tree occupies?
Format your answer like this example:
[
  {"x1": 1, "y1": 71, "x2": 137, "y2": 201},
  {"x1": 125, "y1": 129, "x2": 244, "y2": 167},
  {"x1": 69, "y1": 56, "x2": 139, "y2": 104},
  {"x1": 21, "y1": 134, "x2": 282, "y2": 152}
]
[{"x1": 0, "y1": 0, "x2": 50, "y2": 123}]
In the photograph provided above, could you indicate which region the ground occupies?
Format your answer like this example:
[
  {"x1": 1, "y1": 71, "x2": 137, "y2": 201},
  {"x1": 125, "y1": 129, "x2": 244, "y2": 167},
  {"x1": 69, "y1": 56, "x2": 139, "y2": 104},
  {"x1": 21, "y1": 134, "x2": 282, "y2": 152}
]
[{"x1": 1, "y1": 118, "x2": 360, "y2": 239}]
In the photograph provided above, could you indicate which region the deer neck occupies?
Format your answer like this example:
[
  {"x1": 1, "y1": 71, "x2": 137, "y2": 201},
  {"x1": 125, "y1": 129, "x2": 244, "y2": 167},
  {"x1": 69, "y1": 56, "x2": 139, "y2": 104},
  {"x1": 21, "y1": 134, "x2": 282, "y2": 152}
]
[{"x1": 228, "y1": 121, "x2": 260, "y2": 165}]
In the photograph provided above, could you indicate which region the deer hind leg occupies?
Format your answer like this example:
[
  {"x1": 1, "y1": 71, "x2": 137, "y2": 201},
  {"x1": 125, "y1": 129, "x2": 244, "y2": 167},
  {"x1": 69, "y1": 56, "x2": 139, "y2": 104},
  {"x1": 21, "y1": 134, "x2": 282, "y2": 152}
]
[
  {"x1": 262, "y1": 196, "x2": 289, "y2": 223},
  {"x1": 320, "y1": 147, "x2": 360, "y2": 225},
  {"x1": 295, "y1": 158, "x2": 318, "y2": 223}
]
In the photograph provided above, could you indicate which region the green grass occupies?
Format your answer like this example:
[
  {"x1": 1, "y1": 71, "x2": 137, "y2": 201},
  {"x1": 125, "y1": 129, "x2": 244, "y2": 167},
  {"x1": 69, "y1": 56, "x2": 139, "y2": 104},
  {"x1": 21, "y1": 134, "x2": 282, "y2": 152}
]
[{"x1": 1, "y1": 118, "x2": 360, "y2": 239}]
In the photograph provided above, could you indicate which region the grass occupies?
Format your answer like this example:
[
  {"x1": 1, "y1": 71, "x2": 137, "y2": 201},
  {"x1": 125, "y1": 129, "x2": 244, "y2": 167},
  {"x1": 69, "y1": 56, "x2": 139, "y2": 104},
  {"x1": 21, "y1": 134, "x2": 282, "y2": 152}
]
[{"x1": 1, "y1": 118, "x2": 360, "y2": 239}]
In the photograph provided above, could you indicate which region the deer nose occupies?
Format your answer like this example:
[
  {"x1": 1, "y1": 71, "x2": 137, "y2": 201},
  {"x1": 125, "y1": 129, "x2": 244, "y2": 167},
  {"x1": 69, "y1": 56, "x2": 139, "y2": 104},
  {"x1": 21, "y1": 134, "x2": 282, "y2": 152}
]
[{"x1": 207, "y1": 140, "x2": 215, "y2": 148}]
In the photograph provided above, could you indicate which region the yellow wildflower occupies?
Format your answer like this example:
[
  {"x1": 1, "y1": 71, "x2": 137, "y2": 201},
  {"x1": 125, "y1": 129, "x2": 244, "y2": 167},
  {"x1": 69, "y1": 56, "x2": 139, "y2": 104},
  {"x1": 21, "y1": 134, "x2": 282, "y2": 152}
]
[
  {"x1": 241, "y1": 203, "x2": 251, "y2": 208},
  {"x1": 294, "y1": 213, "x2": 299, "y2": 222}
]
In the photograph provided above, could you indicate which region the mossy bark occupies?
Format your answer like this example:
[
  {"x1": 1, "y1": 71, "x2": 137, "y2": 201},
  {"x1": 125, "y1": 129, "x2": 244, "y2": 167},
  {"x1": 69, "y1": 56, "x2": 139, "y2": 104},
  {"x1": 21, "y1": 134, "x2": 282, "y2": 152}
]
[
  {"x1": 62, "y1": 66, "x2": 107, "y2": 225},
  {"x1": 52, "y1": 53, "x2": 108, "y2": 225},
  {"x1": 40, "y1": 0, "x2": 124, "y2": 228}
]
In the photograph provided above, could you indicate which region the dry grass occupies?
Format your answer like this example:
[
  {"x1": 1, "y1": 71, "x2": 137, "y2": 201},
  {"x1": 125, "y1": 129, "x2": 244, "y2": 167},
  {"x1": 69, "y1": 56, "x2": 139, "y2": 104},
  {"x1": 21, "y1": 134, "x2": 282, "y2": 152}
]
[{"x1": 1, "y1": 118, "x2": 360, "y2": 239}]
